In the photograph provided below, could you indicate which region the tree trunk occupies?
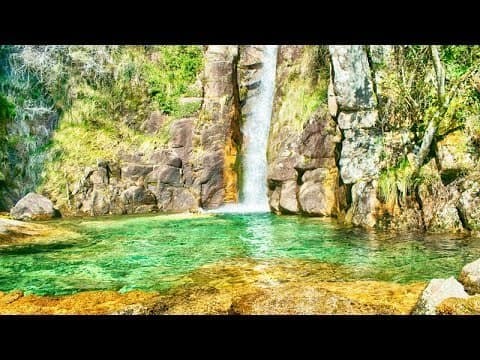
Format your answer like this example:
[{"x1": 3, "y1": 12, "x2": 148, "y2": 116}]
[
  {"x1": 430, "y1": 45, "x2": 445, "y2": 104},
  {"x1": 414, "y1": 46, "x2": 445, "y2": 170},
  {"x1": 415, "y1": 120, "x2": 437, "y2": 169}
]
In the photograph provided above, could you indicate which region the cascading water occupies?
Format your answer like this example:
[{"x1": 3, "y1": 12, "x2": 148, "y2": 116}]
[{"x1": 211, "y1": 45, "x2": 278, "y2": 213}]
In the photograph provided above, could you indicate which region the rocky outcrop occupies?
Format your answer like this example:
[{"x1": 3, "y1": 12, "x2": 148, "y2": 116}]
[
  {"x1": 417, "y1": 160, "x2": 463, "y2": 232},
  {"x1": 347, "y1": 180, "x2": 380, "y2": 228},
  {"x1": 267, "y1": 46, "x2": 343, "y2": 217},
  {"x1": 329, "y1": 46, "x2": 380, "y2": 184},
  {"x1": 193, "y1": 45, "x2": 241, "y2": 209},
  {"x1": 279, "y1": 180, "x2": 299, "y2": 214},
  {"x1": 46, "y1": 46, "x2": 246, "y2": 216},
  {"x1": 10, "y1": 193, "x2": 60, "y2": 221},
  {"x1": 299, "y1": 168, "x2": 339, "y2": 216},
  {"x1": 70, "y1": 116, "x2": 200, "y2": 216},
  {"x1": 329, "y1": 46, "x2": 377, "y2": 111},
  {"x1": 267, "y1": 109, "x2": 343, "y2": 216},
  {"x1": 459, "y1": 258, "x2": 480, "y2": 294},
  {"x1": 329, "y1": 46, "x2": 384, "y2": 228},
  {"x1": 0, "y1": 111, "x2": 58, "y2": 211},
  {"x1": 413, "y1": 277, "x2": 469, "y2": 315},
  {"x1": 436, "y1": 131, "x2": 476, "y2": 177},
  {"x1": 456, "y1": 173, "x2": 480, "y2": 232}
]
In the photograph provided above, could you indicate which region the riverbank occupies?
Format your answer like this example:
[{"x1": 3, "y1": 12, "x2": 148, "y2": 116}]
[
  {"x1": 0, "y1": 259, "x2": 426, "y2": 315},
  {"x1": 1, "y1": 212, "x2": 479, "y2": 315},
  {"x1": 0, "y1": 216, "x2": 78, "y2": 245}
]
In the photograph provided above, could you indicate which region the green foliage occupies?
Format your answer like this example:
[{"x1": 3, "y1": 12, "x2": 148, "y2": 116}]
[
  {"x1": 0, "y1": 93, "x2": 15, "y2": 123},
  {"x1": 377, "y1": 46, "x2": 480, "y2": 137},
  {"x1": 0, "y1": 45, "x2": 205, "y2": 209},
  {"x1": 143, "y1": 45, "x2": 203, "y2": 116},
  {"x1": 268, "y1": 46, "x2": 329, "y2": 159},
  {"x1": 378, "y1": 156, "x2": 416, "y2": 208}
]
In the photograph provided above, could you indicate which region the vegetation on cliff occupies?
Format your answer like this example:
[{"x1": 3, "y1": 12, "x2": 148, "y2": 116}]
[{"x1": 0, "y1": 45, "x2": 203, "y2": 210}]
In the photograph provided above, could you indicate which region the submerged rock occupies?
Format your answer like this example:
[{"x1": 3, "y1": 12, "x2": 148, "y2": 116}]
[
  {"x1": 10, "y1": 193, "x2": 60, "y2": 221},
  {"x1": 459, "y1": 258, "x2": 480, "y2": 295},
  {"x1": 413, "y1": 277, "x2": 469, "y2": 315}
]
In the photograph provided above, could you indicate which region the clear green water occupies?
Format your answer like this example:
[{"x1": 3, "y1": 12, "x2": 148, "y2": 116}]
[{"x1": 1, "y1": 213, "x2": 480, "y2": 296}]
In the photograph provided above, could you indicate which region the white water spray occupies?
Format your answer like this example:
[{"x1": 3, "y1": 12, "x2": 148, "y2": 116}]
[{"x1": 211, "y1": 45, "x2": 278, "y2": 214}]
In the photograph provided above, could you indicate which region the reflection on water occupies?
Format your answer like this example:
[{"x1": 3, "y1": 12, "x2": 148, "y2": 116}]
[
  {"x1": 241, "y1": 213, "x2": 274, "y2": 257},
  {"x1": 1, "y1": 213, "x2": 480, "y2": 296}
]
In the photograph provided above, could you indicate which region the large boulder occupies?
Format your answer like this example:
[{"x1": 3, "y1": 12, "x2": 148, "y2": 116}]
[
  {"x1": 198, "y1": 150, "x2": 225, "y2": 209},
  {"x1": 121, "y1": 186, "x2": 157, "y2": 214},
  {"x1": 347, "y1": 180, "x2": 380, "y2": 228},
  {"x1": 459, "y1": 258, "x2": 480, "y2": 295},
  {"x1": 279, "y1": 180, "x2": 299, "y2": 214},
  {"x1": 299, "y1": 168, "x2": 338, "y2": 216},
  {"x1": 268, "y1": 154, "x2": 299, "y2": 185},
  {"x1": 339, "y1": 129, "x2": 382, "y2": 184},
  {"x1": 413, "y1": 277, "x2": 469, "y2": 315},
  {"x1": 457, "y1": 174, "x2": 480, "y2": 231},
  {"x1": 417, "y1": 160, "x2": 463, "y2": 233},
  {"x1": 268, "y1": 187, "x2": 281, "y2": 214},
  {"x1": 436, "y1": 131, "x2": 476, "y2": 175},
  {"x1": 146, "y1": 165, "x2": 182, "y2": 186},
  {"x1": 10, "y1": 193, "x2": 60, "y2": 221},
  {"x1": 329, "y1": 45, "x2": 377, "y2": 111}
]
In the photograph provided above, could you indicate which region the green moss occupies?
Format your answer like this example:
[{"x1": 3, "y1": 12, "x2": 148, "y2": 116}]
[
  {"x1": 143, "y1": 45, "x2": 203, "y2": 117},
  {"x1": 378, "y1": 156, "x2": 416, "y2": 207},
  {"x1": 14, "y1": 46, "x2": 205, "y2": 209},
  {"x1": 268, "y1": 46, "x2": 329, "y2": 160}
]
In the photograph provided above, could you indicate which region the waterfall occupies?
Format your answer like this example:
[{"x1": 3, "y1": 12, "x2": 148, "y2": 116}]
[{"x1": 211, "y1": 45, "x2": 278, "y2": 214}]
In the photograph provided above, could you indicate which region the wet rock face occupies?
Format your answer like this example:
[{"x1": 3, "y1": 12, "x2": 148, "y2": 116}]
[
  {"x1": 194, "y1": 45, "x2": 241, "y2": 209},
  {"x1": 238, "y1": 45, "x2": 264, "y2": 112},
  {"x1": 459, "y1": 258, "x2": 480, "y2": 294},
  {"x1": 10, "y1": 193, "x2": 60, "y2": 221},
  {"x1": 413, "y1": 277, "x2": 469, "y2": 315}
]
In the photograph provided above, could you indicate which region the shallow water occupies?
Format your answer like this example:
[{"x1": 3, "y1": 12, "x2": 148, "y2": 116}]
[{"x1": 1, "y1": 213, "x2": 480, "y2": 296}]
